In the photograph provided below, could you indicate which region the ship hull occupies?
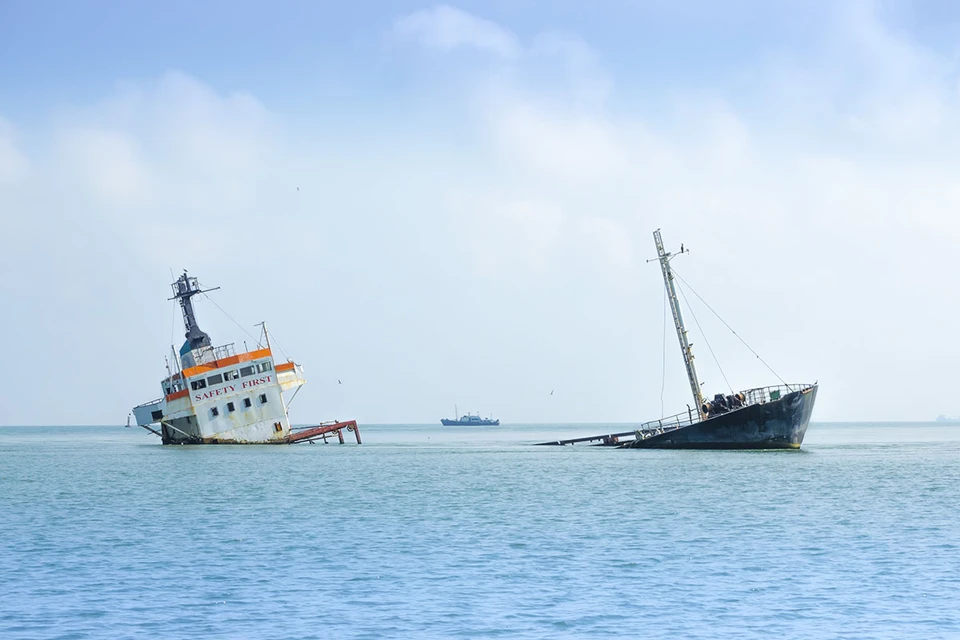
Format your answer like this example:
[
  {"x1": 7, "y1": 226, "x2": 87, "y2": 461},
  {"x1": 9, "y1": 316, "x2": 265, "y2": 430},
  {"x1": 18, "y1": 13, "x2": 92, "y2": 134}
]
[
  {"x1": 160, "y1": 416, "x2": 289, "y2": 445},
  {"x1": 628, "y1": 385, "x2": 818, "y2": 449},
  {"x1": 440, "y1": 419, "x2": 500, "y2": 426}
]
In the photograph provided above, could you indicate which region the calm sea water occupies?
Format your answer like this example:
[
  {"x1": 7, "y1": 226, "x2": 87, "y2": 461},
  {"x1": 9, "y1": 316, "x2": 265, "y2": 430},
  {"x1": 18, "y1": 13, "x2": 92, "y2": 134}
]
[{"x1": 2, "y1": 422, "x2": 960, "y2": 639}]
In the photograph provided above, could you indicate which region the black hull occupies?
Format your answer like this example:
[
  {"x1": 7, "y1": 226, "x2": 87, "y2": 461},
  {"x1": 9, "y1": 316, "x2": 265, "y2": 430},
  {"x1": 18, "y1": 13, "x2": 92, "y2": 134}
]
[{"x1": 626, "y1": 385, "x2": 818, "y2": 449}]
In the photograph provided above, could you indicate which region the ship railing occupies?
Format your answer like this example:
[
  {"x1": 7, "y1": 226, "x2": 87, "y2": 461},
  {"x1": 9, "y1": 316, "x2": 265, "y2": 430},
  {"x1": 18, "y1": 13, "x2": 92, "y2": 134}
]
[
  {"x1": 212, "y1": 343, "x2": 236, "y2": 360},
  {"x1": 638, "y1": 409, "x2": 700, "y2": 435},
  {"x1": 637, "y1": 383, "x2": 816, "y2": 435},
  {"x1": 290, "y1": 420, "x2": 347, "y2": 432},
  {"x1": 193, "y1": 343, "x2": 237, "y2": 365},
  {"x1": 133, "y1": 397, "x2": 163, "y2": 410},
  {"x1": 740, "y1": 383, "x2": 816, "y2": 407}
]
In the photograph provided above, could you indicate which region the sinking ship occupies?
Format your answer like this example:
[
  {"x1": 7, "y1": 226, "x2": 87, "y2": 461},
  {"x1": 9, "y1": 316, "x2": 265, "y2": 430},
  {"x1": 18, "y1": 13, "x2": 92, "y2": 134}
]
[
  {"x1": 542, "y1": 230, "x2": 817, "y2": 449},
  {"x1": 131, "y1": 272, "x2": 360, "y2": 445}
]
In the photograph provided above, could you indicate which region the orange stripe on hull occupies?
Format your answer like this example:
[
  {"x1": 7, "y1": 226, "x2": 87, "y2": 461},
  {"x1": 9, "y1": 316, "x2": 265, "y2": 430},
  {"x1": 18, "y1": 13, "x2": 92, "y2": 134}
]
[
  {"x1": 182, "y1": 348, "x2": 272, "y2": 379},
  {"x1": 275, "y1": 362, "x2": 296, "y2": 373},
  {"x1": 166, "y1": 389, "x2": 188, "y2": 401}
]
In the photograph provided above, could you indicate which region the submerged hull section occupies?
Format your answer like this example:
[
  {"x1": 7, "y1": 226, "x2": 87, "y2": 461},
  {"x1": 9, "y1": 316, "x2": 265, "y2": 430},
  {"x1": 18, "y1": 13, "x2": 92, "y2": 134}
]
[
  {"x1": 160, "y1": 416, "x2": 288, "y2": 445},
  {"x1": 629, "y1": 385, "x2": 818, "y2": 449}
]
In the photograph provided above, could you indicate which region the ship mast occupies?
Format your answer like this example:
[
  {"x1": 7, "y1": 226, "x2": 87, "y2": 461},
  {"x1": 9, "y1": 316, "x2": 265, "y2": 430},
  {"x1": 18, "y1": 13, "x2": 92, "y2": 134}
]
[
  {"x1": 169, "y1": 271, "x2": 218, "y2": 351},
  {"x1": 653, "y1": 229, "x2": 703, "y2": 417}
]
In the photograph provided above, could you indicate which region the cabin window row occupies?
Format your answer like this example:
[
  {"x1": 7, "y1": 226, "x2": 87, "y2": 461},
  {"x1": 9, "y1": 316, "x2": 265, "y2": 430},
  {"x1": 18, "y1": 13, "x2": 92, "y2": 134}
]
[
  {"x1": 209, "y1": 394, "x2": 269, "y2": 418},
  {"x1": 189, "y1": 361, "x2": 273, "y2": 391}
]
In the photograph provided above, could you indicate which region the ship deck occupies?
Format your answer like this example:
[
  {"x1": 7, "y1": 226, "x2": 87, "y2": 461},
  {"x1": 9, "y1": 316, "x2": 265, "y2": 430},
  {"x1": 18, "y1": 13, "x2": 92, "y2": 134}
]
[{"x1": 285, "y1": 420, "x2": 362, "y2": 444}]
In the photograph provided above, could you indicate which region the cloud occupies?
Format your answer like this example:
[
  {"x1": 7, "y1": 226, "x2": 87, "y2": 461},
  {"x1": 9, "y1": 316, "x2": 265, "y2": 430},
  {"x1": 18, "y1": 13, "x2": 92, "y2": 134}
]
[
  {"x1": 393, "y1": 5, "x2": 520, "y2": 58},
  {"x1": 386, "y1": 2, "x2": 960, "y2": 420},
  {"x1": 454, "y1": 195, "x2": 565, "y2": 276},
  {"x1": 527, "y1": 32, "x2": 612, "y2": 107},
  {"x1": 0, "y1": 118, "x2": 29, "y2": 184},
  {"x1": 487, "y1": 102, "x2": 627, "y2": 182},
  {"x1": 32, "y1": 71, "x2": 289, "y2": 266},
  {"x1": 759, "y1": 1, "x2": 956, "y2": 146},
  {"x1": 6, "y1": 3, "x2": 960, "y2": 423},
  {"x1": 57, "y1": 128, "x2": 150, "y2": 207}
]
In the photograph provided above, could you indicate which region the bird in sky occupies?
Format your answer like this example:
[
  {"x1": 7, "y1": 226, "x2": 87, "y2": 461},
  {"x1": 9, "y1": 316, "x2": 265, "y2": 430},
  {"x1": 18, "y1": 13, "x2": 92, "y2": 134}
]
[
  {"x1": 550, "y1": 389, "x2": 554, "y2": 396},
  {"x1": 338, "y1": 379, "x2": 342, "y2": 385},
  {"x1": 297, "y1": 186, "x2": 300, "y2": 191}
]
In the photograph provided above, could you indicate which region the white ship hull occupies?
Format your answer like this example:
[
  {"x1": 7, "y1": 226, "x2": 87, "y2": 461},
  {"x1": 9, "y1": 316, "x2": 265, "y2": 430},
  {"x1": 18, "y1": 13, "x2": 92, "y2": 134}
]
[{"x1": 132, "y1": 273, "x2": 322, "y2": 445}]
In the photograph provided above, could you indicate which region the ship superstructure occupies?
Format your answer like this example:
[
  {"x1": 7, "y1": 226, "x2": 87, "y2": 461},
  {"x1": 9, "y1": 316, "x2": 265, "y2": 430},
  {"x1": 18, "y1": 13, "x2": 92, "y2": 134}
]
[{"x1": 132, "y1": 272, "x2": 358, "y2": 445}]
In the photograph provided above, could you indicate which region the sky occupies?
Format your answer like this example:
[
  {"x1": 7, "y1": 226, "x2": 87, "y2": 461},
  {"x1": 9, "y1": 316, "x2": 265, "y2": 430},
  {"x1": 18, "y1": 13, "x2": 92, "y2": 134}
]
[{"x1": 3, "y1": 0, "x2": 960, "y2": 425}]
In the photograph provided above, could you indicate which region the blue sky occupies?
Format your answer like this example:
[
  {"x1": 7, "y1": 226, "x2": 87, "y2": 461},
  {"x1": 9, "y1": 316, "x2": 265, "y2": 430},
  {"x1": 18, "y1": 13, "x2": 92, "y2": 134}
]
[
  {"x1": 2, "y1": 1, "x2": 940, "y2": 123},
  {"x1": 3, "y1": 1, "x2": 960, "y2": 425}
]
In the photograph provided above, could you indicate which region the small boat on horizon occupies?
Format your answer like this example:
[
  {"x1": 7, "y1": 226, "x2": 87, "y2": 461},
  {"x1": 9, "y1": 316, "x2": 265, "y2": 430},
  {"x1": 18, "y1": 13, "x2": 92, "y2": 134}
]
[{"x1": 441, "y1": 406, "x2": 500, "y2": 426}]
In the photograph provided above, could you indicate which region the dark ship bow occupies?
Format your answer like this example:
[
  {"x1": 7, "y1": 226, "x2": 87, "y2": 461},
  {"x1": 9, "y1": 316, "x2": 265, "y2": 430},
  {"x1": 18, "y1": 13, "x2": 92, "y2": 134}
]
[{"x1": 626, "y1": 384, "x2": 818, "y2": 449}]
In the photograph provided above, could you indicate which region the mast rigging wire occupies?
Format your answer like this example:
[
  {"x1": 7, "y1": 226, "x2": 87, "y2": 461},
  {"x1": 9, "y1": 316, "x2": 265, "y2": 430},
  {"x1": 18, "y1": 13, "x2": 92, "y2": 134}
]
[
  {"x1": 671, "y1": 268, "x2": 789, "y2": 387},
  {"x1": 675, "y1": 280, "x2": 733, "y2": 394},
  {"x1": 265, "y1": 329, "x2": 292, "y2": 363},
  {"x1": 660, "y1": 285, "x2": 667, "y2": 418},
  {"x1": 200, "y1": 290, "x2": 263, "y2": 349}
]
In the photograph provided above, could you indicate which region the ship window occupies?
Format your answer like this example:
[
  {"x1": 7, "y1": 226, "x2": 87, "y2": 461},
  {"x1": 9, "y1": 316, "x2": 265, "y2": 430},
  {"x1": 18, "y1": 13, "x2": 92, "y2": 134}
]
[
  {"x1": 257, "y1": 361, "x2": 273, "y2": 373},
  {"x1": 274, "y1": 422, "x2": 282, "y2": 433},
  {"x1": 163, "y1": 387, "x2": 171, "y2": 396},
  {"x1": 211, "y1": 407, "x2": 219, "y2": 417},
  {"x1": 224, "y1": 370, "x2": 239, "y2": 381},
  {"x1": 191, "y1": 379, "x2": 206, "y2": 391},
  {"x1": 243, "y1": 398, "x2": 252, "y2": 408},
  {"x1": 151, "y1": 410, "x2": 163, "y2": 421},
  {"x1": 207, "y1": 373, "x2": 223, "y2": 386},
  {"x1": 226, "y1": 402, "x2": 235, "y2": 412},
  {"x1": 259, "y1": 394, "x2": 268, "y2": 404},
  {"x1": 240, "y1": 365, "x2": 255, "y2": 377}
]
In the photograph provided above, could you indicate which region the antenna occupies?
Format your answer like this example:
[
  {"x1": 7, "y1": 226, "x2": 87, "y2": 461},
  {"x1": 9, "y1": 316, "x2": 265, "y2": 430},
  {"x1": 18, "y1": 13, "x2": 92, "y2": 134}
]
[{"x1": 255, "y1": 321, "x2": 271, "y2": 352}]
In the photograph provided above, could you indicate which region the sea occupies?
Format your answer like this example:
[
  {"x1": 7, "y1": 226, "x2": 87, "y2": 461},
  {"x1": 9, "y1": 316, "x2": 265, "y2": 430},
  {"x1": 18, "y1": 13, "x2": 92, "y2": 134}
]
[{"x1": 2, "y1": 422, "x2": 960, "y2": 639}]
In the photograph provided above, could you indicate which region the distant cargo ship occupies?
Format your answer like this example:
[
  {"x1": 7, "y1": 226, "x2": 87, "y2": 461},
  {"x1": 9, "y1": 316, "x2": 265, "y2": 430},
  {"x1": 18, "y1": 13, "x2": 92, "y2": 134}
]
[
  {"x1": 936, "y1": 415, "x2": 960, "y2": 423},
  {"x1": 441, "y1": 407, "x2": 500, "y2": 426},
  {"x1": 130, "y1": 272, "x2": 360, "y2": 445}
]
